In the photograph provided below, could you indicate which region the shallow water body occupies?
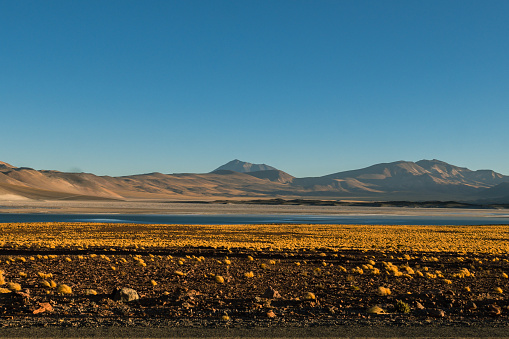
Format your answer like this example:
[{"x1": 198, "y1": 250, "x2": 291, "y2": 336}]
[{"x1": 0, "y1": 213, "x2": 508, "y2": 225}]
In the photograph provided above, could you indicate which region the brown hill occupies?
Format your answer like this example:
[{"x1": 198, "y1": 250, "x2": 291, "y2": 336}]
[
  {"x1": 0, "y1": 161, "x2": 15, "y2": 169},
  {"x1": 0, "y1": 163, "x2": 298, "y2": 201},
  {"x1": 0, "y1": 167, "x2": 125, "y2": 200},
  {"x1": 0, "y1": 159, "x2": 508, "y2": 202}
]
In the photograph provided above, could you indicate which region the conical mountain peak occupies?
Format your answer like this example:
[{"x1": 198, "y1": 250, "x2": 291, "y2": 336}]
[{"x1": 213, "y1": 160, "x2": 278, "y2": 173}]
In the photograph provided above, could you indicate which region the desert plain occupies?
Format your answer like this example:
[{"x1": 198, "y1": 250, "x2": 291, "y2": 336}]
[{"x1": 0, "y1": 201, "x2": 508, "y2": 337}]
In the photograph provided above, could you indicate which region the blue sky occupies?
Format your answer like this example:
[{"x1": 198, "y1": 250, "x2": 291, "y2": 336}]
[{"x1": 1, "y1": 0, "x2": 508, "y2": 177}]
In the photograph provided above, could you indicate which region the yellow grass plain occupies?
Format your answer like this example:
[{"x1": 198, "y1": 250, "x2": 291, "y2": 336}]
[{"x1": 1, "y1": 222, "x2": 508, "y2": 254}]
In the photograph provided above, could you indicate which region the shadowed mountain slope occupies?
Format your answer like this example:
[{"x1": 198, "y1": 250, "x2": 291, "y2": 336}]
[
  {"x1": 292, "y1": 159, "x2": 509, "y2": 200},
  {"x1": 476, "y1": 182, "x2": 509, "y2": 203},
  {"x1": 245, "y1": 170, "x2": 295, "y2": 184}
]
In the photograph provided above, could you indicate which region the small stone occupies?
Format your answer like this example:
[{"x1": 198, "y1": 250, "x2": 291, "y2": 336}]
[
  {"x1": 267, "y1": 310, "x2": 276, "y2": 318},
  {"x1": 185, "y1": 290, "x2": 199, "y2": 299},
  {"x1": 488, "y1": 304, "x2": 501, "y2": 316},
  {"x1": 15, "y1": 291, "x2": 30, "y2": 299},
  {"x1": 33, "y1": 302, "x2": 53, "y2": 314},
  {"x1": 182, "y1": 301, "x2": 194, "y2": 309},
  {"x1": 415, "y1": 302, "x2": 425, "y2": 310},
  {"x1": 112, "y1": 287, "x2": 139, "y2": 302},
  {"x1": 261, "y1": 286, "x2": 281, "y2": 299},
  {"x1": 428, "y1": 309, "x2": 445, "y2": 318}
]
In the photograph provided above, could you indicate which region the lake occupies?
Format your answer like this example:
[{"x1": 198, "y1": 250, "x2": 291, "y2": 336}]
[{"x1": 0, "y1": 213, "x2": 508, "y2": 225}]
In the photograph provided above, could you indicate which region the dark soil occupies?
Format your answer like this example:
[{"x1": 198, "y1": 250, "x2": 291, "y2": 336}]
[{"x1": 1, "y1": 247, "x2": 508, "y2": 337}]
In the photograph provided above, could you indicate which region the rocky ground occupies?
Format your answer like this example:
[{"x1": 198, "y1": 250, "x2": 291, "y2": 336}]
[{"x1": 1, "y1": 246, "x2": 508, "y2": 337}]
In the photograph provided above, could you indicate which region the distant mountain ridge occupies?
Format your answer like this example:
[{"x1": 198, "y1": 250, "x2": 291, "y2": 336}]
[
  {"x1": 0, "y1": 159, "x2": 508, "y2": 203},
  {"x1": 293, "y1": 159, "x2": 509, "y2": 200}
]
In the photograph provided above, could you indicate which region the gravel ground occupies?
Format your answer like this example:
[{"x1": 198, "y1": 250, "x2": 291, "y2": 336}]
[{"x1": 1, "y1": 246, "x2": 508, "y2": 338}]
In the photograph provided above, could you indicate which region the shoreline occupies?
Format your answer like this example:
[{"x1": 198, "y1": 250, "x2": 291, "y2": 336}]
[{"x1": 1, "y1": 200, "x2": 509, "y2": 218}]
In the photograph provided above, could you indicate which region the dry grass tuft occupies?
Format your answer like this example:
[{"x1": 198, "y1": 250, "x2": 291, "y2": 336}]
[
  {"x1": 377, "y1": 286, "x2": 391, "y2": 296},
  {"x1": 57, "y1": 284, "x2": 72, "y2": 294},
  {"x1": 6, "y1": 282, "x2": 21, "y2": 291},
  {"x1": 367, "y1": 305, "x2": 385, "y2": 314},
  {"x1": 304, "y1": 292, "x2": 316, "y2": 300}
]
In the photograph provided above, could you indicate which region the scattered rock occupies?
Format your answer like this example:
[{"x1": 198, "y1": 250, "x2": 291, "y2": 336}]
[
  {"x1": 267, "y1": 310, "x2": 276, "y2": 318},
  {"x1": 185, "y1": 290, "x2": 200, "y2": 299},
  {"x1": 182, "y1": 301, "x2": 194, "y2": 309},
  {"x1": 112, "y1": 287, "x2": 139, "y2": 302},
  {"x1": 488, "y1": 304, "x2": 501, "y2": 316},
  {"x1": 14, "y1": 291, "x2": 30, "y2": 300},
  {"x1": 2, "y1": 247, "x2": 509, "y2": 327},
  {"x1": 261, "y1": 286, "x2": 281, "y2": 299},
  {"x1": 33, "y1": 302, "x2": 53, "y2": 314}
]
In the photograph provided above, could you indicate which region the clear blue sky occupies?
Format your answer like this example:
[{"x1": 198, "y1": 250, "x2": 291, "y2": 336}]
[{"x1": 1, "y1": 0, "x2": 508, "y2": 177}]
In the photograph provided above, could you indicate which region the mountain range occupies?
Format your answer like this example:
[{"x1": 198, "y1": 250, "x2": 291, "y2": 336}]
[{"x1": 0, "y1": 159, "x2": 508, "y2": 203}]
